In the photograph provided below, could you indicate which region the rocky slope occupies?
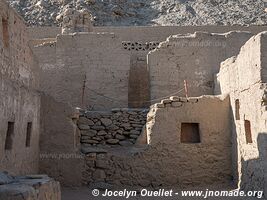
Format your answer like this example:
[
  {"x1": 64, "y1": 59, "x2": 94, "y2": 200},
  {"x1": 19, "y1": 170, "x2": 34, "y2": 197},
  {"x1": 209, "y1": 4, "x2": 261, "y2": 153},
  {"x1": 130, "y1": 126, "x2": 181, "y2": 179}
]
[{"x1": 8, "y1": 0, "x2": 267, "y2": 26}]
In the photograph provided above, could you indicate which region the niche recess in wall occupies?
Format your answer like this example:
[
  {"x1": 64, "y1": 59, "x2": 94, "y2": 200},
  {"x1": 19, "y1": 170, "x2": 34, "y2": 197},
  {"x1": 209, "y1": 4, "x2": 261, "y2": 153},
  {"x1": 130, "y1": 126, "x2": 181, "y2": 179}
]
[
  {"x1": 25, "y1": 122, "x2": 32, "y2": 147},
  {"x1": 5, "y1": 122, "x2": 15, "y2": 150},
  {"x1": 181, "y1": 123, "x2": 200, "y2": 143},
  {"x1": 235, "y1": 99, "x2": 240, "y2": 120},
  {"x1": 244, "y1": 120, "x2": 253, "y2": 144},
  {"x1": 2, "y1": 17, "x2": 9, "y2": 48}
]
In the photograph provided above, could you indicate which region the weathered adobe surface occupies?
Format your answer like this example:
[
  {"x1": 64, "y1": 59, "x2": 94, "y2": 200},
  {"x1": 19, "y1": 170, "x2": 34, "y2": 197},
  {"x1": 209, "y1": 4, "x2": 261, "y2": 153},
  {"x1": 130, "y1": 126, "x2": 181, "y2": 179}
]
[
  {"x1": 214, "y1": 32, "x2": 267, "y2": 195},
  {"x1": 78, "y1": 108, "x2": 148, "y2": 148}
]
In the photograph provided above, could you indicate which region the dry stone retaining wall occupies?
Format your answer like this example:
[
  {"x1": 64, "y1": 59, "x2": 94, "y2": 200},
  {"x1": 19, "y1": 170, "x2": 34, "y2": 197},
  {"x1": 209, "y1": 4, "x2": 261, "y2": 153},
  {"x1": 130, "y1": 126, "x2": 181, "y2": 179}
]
[{"x1": 78, "y1": 108, "x2": 148, "y2": 147}]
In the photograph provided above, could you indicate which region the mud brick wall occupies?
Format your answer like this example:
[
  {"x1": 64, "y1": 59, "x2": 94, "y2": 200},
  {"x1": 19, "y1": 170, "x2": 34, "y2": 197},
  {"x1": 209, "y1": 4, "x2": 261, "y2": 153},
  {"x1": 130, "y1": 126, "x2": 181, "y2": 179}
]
[{"x1": 215, "y1": 32, "x2": 267, "y2": 194}]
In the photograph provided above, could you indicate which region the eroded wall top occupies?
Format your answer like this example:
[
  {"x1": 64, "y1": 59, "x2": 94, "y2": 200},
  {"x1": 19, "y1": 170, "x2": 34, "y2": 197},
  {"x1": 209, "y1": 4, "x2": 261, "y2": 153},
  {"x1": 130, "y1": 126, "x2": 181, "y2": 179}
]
[{"x1": 148, "y1": 31, "x2": 253, "y2": 99}]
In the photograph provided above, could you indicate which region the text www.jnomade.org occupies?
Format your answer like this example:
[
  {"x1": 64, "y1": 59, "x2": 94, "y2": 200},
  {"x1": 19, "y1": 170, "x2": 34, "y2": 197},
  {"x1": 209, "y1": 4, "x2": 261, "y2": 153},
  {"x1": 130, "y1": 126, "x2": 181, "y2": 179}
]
[{"x1": 91, "y1": 188, "x2": 263, "y2": 199}]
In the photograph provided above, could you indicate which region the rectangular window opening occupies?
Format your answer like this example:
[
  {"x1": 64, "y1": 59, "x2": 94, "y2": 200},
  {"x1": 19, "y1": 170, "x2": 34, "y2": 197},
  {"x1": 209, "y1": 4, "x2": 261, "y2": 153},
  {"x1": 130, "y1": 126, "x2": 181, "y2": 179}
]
[
  {"x1": 181, "y1": 123, "x2": 200, "y2": 143},
  {"x1": 5, "y1": 122, "x2": 15, "y2": 150},
  {"x1": 244, "y1": 120, "x2": 252, "y2": 144},
  {"x1": 26, "y1": 122, "x2": 32, "y2": 147}
]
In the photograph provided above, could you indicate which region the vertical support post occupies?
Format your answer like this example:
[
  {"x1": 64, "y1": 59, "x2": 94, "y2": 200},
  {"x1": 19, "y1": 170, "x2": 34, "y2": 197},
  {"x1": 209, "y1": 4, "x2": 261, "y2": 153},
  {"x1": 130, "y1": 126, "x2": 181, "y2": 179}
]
[
  {"x1": 184, "y1": 80, "x2": 189, "y2": 99},
  {"x1": 81, "y1": 74, "x2": 86, "y2": 108}
]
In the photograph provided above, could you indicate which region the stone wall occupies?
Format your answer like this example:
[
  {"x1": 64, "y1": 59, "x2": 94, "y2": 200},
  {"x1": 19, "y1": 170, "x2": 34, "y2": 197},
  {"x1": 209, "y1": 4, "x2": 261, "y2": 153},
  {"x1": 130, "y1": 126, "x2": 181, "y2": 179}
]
[
  {"x1": 0, "y1": 0, "x2": 40, "y2": 175},
  {"x1": 215, "y1": 32, "x2": 267, "y2": 194},
  {"x1": 78, "y1": 108, "x2": 148, "y2": 148},
  {"x1": 81, "y1": 95, "x2": 232, "y2": 189}
]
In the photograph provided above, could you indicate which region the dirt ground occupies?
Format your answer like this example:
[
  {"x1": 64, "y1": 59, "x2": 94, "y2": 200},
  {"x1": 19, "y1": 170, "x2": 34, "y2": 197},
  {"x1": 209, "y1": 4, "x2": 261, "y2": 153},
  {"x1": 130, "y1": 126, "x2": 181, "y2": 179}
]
[{"x1": 62, "y1": 186, "x2": 261, "y2": 200}]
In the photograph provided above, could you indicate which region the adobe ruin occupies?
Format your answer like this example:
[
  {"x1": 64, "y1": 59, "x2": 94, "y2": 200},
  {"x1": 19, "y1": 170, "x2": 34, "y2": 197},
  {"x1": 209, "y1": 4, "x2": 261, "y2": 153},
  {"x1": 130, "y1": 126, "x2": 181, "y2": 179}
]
[{"x1": 1, "y1": 0, "x2": 267, "y2": 199}]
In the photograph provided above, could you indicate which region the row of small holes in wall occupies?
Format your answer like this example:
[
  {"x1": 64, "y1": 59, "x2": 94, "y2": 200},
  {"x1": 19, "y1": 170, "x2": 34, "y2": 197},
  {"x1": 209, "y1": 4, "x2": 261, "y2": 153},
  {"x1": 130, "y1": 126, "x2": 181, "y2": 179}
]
[
  {"x1": 235, "y1": 99, "x2": 252, "y2": 144},
  {"x1": 122, "y1": 42, "x2": 160, "y2": 51},
  {"x1": 4, "y1": 122, "x2": 32, "y2": 150}
]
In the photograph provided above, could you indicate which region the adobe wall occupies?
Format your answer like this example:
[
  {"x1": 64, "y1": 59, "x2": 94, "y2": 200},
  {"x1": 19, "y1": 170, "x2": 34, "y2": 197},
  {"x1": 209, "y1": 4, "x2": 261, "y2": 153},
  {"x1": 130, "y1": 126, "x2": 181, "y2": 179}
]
[
  {"x1": 215, "y1": 32, "x2": 267, "y2": 194},
  {"x1": 27, "y1": 25, "x2": 267, "y2": 41},
  {"x1": 148, "y1": 31, "x2": 254, "y2": 100},
  {"x1": 0, "y1": 0, "x2": 40, "y2": 175},
  {"x1": 33, "y1": 32, "x2": 130, "y2": 110},
  {"x1": 81, "y1": 95, "x2": 232, "y2": 188},
  {"x1": 30, "y1": 26, "x2": 267, "y2": 109},
  {"x1": 39, "y1": 94, "x2": 84, "y2": 186}
]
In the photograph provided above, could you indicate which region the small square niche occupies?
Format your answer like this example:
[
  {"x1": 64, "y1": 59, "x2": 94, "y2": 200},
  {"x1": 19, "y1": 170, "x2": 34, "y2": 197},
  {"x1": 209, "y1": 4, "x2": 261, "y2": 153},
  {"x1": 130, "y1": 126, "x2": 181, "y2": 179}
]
[{"x1": 181, "y1": 123, "x2": 200, "y2": 143}]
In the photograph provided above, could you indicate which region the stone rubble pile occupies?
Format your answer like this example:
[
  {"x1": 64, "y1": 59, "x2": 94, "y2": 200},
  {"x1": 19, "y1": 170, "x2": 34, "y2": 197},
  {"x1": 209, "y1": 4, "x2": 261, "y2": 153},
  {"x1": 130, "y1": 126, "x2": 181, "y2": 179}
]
[{"x1": 78, "y1": 108, "x2": 148, "y2": 147}]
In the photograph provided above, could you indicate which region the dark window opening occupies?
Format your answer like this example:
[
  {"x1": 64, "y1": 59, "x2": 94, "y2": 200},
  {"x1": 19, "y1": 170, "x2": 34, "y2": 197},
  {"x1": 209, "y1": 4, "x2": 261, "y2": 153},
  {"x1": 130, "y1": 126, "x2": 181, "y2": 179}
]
[
  {"x1": 181, "y1": 123, "x2": 200, "y2": 143},
  {"x1": 2, "y1": 18, "x2": 9, "y2": 48},
  {"x1": 235, "y1": 99, "x2": 240, "y2": 120},
  {"x1": 244, "y1": 120, "x2": 252, "y2": 144},
  {"x1": 25, "y1": 122, "x2": 32, "y2": 147},
  {"x1": 5, "y1": 122, "x2": 15, "y2": 150}
]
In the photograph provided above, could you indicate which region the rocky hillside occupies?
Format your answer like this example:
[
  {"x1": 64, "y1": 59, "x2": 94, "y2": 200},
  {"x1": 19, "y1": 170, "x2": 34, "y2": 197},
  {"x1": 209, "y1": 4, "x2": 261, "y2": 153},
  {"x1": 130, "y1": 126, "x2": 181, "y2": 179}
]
[{"x1": 8, "y1": 0, "x2": 267, "y2": 26}]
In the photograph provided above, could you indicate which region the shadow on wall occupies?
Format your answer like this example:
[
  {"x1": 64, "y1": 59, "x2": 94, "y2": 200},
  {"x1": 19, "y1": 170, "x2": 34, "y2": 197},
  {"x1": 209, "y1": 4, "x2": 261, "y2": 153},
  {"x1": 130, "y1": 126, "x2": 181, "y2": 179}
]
[
  {"x1": 228, "y1": 99, "x2": 266, "y2": 198},
  {"x1": 240, "y1": 133, "x2": 267, "y2": 198},
  {"x1": 229, "y1": 105, "x2": 239, "y2": 186}
]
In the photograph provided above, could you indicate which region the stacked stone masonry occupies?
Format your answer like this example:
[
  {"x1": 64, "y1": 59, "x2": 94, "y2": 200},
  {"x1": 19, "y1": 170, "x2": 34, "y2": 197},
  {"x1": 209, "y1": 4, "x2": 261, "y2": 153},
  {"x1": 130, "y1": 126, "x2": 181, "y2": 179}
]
[{"x1": 78, "y1": 108, "x2": 148, "y2": 147}]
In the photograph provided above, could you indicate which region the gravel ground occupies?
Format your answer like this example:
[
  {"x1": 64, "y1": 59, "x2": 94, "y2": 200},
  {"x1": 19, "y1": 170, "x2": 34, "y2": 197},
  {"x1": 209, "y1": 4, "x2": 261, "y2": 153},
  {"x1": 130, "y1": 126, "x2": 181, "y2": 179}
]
[{"x1": 7, "y1": 0, "x2": 267, "y2": 27}]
